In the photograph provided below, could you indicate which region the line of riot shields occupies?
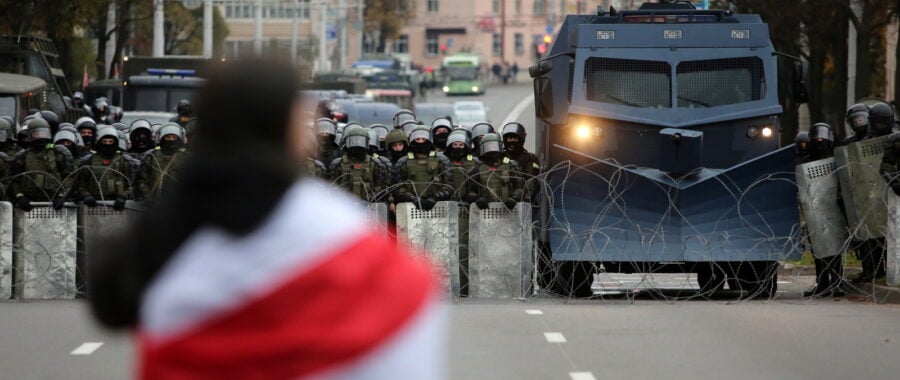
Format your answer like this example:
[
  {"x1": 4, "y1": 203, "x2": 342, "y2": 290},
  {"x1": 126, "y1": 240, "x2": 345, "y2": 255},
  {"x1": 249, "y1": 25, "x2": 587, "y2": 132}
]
[{"x1": 796, "y1": 99, "x2": 900, "y2": 296}]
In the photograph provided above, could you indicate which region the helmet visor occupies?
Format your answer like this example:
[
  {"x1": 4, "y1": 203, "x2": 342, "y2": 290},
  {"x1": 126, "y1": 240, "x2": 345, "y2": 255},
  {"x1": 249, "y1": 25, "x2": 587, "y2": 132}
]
[
  {"x1": 479, "y1": 140, "x2": 501, "y2": 155},
  {"x1": 345, "y1": 135, "x2": 368, "y2": 149},
  {"x1": 316, "y1": 120, "x2": 336, "y2": 135}
]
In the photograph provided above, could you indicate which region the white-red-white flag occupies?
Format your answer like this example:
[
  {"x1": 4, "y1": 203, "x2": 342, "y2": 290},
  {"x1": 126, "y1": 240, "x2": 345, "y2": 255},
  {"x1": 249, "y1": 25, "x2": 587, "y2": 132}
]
[
  {"x1": 82, "y1": 64, "x2": 89, "y2": 90},
  {"x1": 138, "y1": 179, "x2": 447, "y2": 379}
]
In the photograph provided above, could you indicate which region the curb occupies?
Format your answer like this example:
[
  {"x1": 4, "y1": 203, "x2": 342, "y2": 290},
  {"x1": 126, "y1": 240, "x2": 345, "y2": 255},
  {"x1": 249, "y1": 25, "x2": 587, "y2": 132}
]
[
  {"x1": 849, "y1": 282, "x2": 900, "y2": 305},
  {"x1": 779, "y1": 264, "x2": 862, "y2": 277}
]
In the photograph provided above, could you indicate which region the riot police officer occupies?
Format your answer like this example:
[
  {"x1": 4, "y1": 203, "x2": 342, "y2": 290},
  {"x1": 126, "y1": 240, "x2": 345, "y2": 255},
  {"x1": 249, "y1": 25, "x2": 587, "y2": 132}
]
[
  {"x1": 170, "y1": 99, "x2": 194, "y2": 127},
  {"x1": 92, "y1": 97, "x2": 114, "y2": 125},
  {"x1": 392, "y1": 125, "x2": 452, "y2": 211},
  {"x1": 393, "y1": 109, "x2": 416, "y2": 129},
  {"x1": 842, "y1": 103, "x2": 869, "y2": 146},
  {"x1": 794, "y1": 131, "x2": 811, "y2": 165},
  {"x1": 802, "y1": 123, "x2": 845, "y2": 297},
  {"x1": 77, "y1": 127, "x2": 139, "y2": 211},
  {"x1": 471, "y1": 122, "x2": 495, "y2": 148},
  {"x1": 444, "y1": 130, "x2": 479, "y2": 201},
  {"x1": 465, "y1": 133, "x2": 524, "y2": 210},
  {"x1": 853, "y1": 102, "x2": 892, "y2": 282},
  {"x1": 328, "y1": 127, "x2": 389, "y2": 202},
  {"x1": 39, "y1": 110, "x2": 60, "y2": 134},
  {"x1": 431, "y1": 117, "x2": 453, "y2": 153},
  {"x1": 76, "y1": 117, "x2": 98, "y2": 152},
  {"x1": 128, "y1": 120, "x2": 156, "y2": 156},
  {"x1": 53, "y1": 128, "x2": 82, "y2": 158},
  {"x1": 315, "y1": 118, "x2": 341, "y2": 164},
  {"x1": 400, "y1": 120, "x2": 420, "y2": 138},
  {"x1": 9, "y1": 118, "x2": 74, "y2": 210},
  {"x1": 385, "y1": 128, "x2": 408, "y2": 165},
  {"x1": 138, "y1": 124, "x2": 188, "y2": 200},
  {"x1": 370, "y1": 124, "x2": 390, "y2": 154},
  {"x1": 501, "y1": 122, "x2": 541, "y2": 201}
]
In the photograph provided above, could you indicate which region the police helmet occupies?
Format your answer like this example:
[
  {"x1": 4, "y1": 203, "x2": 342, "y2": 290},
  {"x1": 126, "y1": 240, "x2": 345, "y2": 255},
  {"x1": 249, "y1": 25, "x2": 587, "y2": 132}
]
[
  {"x1": 341, "y1": 123, "x2": 365, "y2": 146},
  {"x1": 95, "y1": 126, "x2": 120, "y2": 144},
  {"x1": 315, "y1": 118, "x2": 336, "y2": 136},
  {"x1": 53, "y1": 129, "x2": 79, "y2": 144},
  {"x1": 130, "y1": 119, "x2": 152, "y2": 132},
  {"x1": 39, "y1": 110, "x2": 60, "y2": 128},
  {"x1": 150, "y1": 124, "x2": 163, "y2": 141},
  {"x1": 156, "y1": 123, "x2": 185, "y2": 144},
  {"x1": 401, "y1": 120, "x2": 421, "y2": 137},
  {"x1": 868, "y1": 101, "x2": 895, "y2": 136},
  {"x1": 28, "y1": 118, "x2": 52, "y2": 142},
  {"x1": 370, "y1": 124, "x2": 389, "y2": 141},
  {"x1": 447, "y1": 130, "x2": 471, "y2": 150},
  {"x1": 431, "y1": 117, "x2": 453, "y2": 134},
  {"x1": 343, "y1": 127, "x2": 369, "y2": 150},
  {"x1": 0, "y1": 116, "x2": 16, "y2": 133},
  {"x1": 59, "y1": 123, "x2": 84, "y2": 146},
  {"x1": 810, "y1": 123, "x2": 834, "y2": 142},
  {"x1": 73, "y1": 91, "x2": 84, "y2": 101},
  {"x1": 408, "y1": 126, "x2": 433, "y2": 144},
  {"x1": 471, "y1": 122, "x2": 495, "y2": 140},
  {"x1": 111, "y1": 122, "x2": 128, "y2": 132},
  {"x1": 75, "y1": 117, "x2": 98, "y2": 132},
  {"x1": 117, "y1": 130, "x2": 129, "y2": 150},
  {"x1": 393, "y1": 109, "x2": 416, "y2": 128},
  {"x1": 477, "y1": 133, "x2": 503, "y2": 157},
  {"x1": 846, "y1": 103, "x2": 870, "y2": 136},
  {"x1": 501, "y1": 122, "x2": 527, "y2": 139},
  {"x1": 176, "y1": 99, "x2": 192, "y2": 115},
  {"x1": 367, "y1": 129, "x2": 379, "y2": 151}
]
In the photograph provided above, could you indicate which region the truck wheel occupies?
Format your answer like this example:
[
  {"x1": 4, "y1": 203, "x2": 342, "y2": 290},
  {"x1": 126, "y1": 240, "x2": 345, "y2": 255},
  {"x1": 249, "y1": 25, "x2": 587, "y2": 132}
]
[{"x1": 551, "y1": 261, "x2": 595, "y2": 298}]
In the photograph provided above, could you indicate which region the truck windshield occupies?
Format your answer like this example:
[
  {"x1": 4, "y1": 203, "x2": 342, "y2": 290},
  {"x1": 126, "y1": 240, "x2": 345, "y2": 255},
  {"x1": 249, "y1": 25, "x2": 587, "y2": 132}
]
[
  {"x1": 676, "y1": 57, "x2": 765, "y2": 108},
  {"x1": 0, "y1": 96, "x2": 15, "y2": 118},
  {"x1": 584, "y1": 57, "x2": 671, "y2": 108}
]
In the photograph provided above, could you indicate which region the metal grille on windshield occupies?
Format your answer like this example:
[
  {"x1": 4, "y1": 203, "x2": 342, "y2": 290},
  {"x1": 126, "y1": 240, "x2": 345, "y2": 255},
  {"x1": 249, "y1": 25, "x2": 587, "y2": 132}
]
[
  {"x1": 676, "y1": 57, "x2": 765, "y2": 108},
  {"x1": 583, "y1": 57, "x2": 671, "y2": 108}
]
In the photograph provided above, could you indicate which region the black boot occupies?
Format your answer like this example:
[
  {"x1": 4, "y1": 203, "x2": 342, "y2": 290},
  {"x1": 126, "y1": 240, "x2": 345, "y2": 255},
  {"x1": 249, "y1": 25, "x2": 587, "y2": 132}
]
[
  {"x1": 804, "y1": 257, "x2": 829, "y2": 297},
  {"x1": 852, "y1": 240, "x2": 874, "y2": 283}
]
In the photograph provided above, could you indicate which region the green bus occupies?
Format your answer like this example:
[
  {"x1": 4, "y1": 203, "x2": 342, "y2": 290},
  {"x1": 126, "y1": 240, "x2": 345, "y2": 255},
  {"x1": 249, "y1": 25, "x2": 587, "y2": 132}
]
[{"x1": 441, "y1": 54, "x2": 484, "y2": 96}]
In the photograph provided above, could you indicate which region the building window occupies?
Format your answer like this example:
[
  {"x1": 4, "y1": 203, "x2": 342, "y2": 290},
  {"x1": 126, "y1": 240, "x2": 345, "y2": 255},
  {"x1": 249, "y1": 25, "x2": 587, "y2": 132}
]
[
  {"x1": 534, "y1": 0, "x2": 546, "y2": 15},
  {"x1": 515, "y1": 33, "x2": 523, "y2": 55},
  {"x1": 492, "y1": 0, "x2": 500, "y2": 13},
  {"x1": 515, "y1": 0, "x2": 521, "y2": 15},
  {"x1": 427, "y1": 0, "x2": 439, "y2": 12},
  {"x1": 393, "y1": 35, "x2": 409, "y2": 53},
  {"x1": 426, "y1": 35, "x2": 439, "y2": 56},
  {"x1": 492, "y1": 33, "x2": 502, "y2": 56}
]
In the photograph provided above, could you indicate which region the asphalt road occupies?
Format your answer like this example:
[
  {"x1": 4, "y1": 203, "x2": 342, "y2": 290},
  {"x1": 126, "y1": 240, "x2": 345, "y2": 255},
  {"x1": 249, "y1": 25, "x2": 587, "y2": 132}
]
[{"x1": 3, "y1": 284, "x2": 900, "y2": 380}]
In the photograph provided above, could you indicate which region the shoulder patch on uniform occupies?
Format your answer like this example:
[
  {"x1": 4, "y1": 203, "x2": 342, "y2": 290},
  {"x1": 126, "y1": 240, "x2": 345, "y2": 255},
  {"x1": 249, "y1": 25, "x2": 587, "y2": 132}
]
[
  {"x1": 502, "y1": 157, "x2": 510, "y2": 164},
  {"x1": 466, "y1": 154, "x2": 473, "y2": 161},
  {"x1": 408, "y1": 152, "x2": 414, "y2": 159},
  {"x1": 429, "y1": 151, "x2": 436, "y2": 157},
  {"x1": 532, "y1": 163, "x2": 540, "y2": 169}
]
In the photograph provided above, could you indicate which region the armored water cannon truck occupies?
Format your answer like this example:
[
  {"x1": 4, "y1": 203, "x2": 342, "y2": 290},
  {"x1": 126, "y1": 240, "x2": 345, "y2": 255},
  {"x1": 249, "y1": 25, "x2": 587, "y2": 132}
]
[{"x1": 531, "y1": 0, "x2": 809, "y2": 297}]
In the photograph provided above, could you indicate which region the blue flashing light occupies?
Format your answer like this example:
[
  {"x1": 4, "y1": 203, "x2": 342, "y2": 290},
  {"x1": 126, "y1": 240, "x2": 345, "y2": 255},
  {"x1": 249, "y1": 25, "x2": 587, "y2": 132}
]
[{"x1": 146, "y1": 68, "x2": 196, "y2": 76}]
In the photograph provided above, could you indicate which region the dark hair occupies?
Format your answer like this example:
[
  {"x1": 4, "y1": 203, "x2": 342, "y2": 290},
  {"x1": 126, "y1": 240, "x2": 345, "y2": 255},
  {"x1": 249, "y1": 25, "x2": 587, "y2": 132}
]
[{"x1": 89, "y1": 58, "x2": 302, "y2": 328}]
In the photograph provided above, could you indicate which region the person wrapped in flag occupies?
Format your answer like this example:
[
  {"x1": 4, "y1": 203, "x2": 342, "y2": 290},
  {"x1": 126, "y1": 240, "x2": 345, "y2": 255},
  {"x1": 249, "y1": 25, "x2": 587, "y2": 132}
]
[{"x1": 88, "y1": 57, "x2": 447, "y2": 380}]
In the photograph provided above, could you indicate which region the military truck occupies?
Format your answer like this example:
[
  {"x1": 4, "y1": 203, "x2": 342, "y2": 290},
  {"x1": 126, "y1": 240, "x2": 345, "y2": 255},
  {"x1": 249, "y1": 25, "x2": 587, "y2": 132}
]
[
  {"x1": 0, "y1": 35, "x2": 83, "y2": 121},
  {"x1": 530, "y1": 1, "x2": 809, "y2": 297},
  {"x1": 0, "y1": 73, "x2": 53, "y2": 122}
]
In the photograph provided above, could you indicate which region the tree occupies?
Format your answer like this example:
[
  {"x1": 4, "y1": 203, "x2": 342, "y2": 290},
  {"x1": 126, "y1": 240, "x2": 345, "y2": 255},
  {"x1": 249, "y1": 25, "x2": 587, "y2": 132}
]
[{"x1": 364, "y1": 0, "x2": 415, "y2": 53}]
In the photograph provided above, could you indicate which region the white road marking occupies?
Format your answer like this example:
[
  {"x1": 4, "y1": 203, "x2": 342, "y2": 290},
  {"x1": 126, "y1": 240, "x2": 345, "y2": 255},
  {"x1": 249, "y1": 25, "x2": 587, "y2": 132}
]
[
  {"x1": 544, "y1": 332, "x2": 567, "y2": 343},
  {"x1": 501, "y1": 94, "x2": 535, "y2": 126},
  {"x1": 570, "y1": 372, "x2": 597, "y2": 380},
  {"x1": 70, "y1": 342, "x2": 103, "y2": 355},
  {"x1": 525, "y1": 309, "x2": 544, "y2": 315}
]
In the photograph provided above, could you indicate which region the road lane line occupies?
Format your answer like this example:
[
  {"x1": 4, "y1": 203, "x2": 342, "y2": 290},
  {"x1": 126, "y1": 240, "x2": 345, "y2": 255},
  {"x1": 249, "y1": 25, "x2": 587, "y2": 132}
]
[
  {"x1": 525, "y1": 309, "x2": 544, "y2": 315},
  {"x1": 501, "y1": 94, "x2": 535, "y2": 126},
  {"x1": 570, "y1": 372, "x2": 597, "y2": 380},
  {"x1": 544, "y1": 332, "x2": 567, "y2": 343},
  {"x1": 70, "y1": 342, "x2": 103, "y2": 355}
]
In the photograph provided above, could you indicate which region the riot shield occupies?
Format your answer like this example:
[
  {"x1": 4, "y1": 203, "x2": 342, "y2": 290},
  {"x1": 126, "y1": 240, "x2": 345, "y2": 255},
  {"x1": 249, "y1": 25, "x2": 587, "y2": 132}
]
[
  {"x1": 0, "y1": 202, "x2": 12, "y2": 299},
  {"x1": 467, "y1": 202, "x2": 533, "y2": 298},
  {"x1": 396, "y1": 201, "x2": 460, "y2": 296},
  {"x1": 458, "y1": 203, "x2": 470, "y2": 296},
  {"x1": 888, "y1": 193, "x2": 900, "y2": 286},
  {"x1": 79, "y1": 201, "x2": 141, "y2": 294},
  {"x1": 796, "y1": 158, "x2": 848, "y2": 258},
  {"x1": 13, "y1": 203, "x2": 78, "y2": 299},
  {"x1": 835, "y1": 136, "x2": 890, "y2": 240},
  {"x1": 365, "y1": 203, "x2": 389, "y2": 230}
]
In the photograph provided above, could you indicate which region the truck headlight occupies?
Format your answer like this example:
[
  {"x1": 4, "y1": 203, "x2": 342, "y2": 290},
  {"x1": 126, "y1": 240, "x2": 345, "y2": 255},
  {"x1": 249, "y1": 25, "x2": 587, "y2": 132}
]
[
  {"x1": 471, "y1": 86, "x2": 479, "y2": 92},
  {"x1": 442, "y1": 86, "x2": 450, "y2": 92},
  {"x1": 761, "y1": 126, "x2": 774, "y2": 138}
]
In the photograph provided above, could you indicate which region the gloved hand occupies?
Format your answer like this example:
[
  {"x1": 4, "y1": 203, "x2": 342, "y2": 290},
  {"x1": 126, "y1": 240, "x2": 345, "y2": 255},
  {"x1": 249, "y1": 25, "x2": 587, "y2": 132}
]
[
  {"x1": 51, "y1": 196, "x2": 65, "y2": 210},
  {"x1": 465, "y1": 193, "x2": 480, "y2": 204},
  {"x1": 113, "y1": 197, "x2": 127, "y2": 211},
  {"x1": 83, "y1": 195, "x2": 97, "y2": 207},
  {"x1": 15, "y1": 195, "x2": 31, "y2": 212},
  {"x1": 419, "y1": 197, "x2": 437, "y2": 211},
  {"x1": 475, "y1": 197, "x2": 489, "y2": 210},
  {"x1": 504, "y1": 197, "x2": 519, "y2": 210}
]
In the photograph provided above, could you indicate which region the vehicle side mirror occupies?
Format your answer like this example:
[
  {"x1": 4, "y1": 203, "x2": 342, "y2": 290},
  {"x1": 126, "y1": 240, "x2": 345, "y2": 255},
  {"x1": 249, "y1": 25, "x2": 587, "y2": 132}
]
[
  {"x1": 529, "y1": 60, "x2": 553, "y2": 78},
  {"x1": 793, "y1": 61, "x2": 809, "y2": 104},
  {"x1": 534, "y1": 77, "x2": 554, "y2": 118}
]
